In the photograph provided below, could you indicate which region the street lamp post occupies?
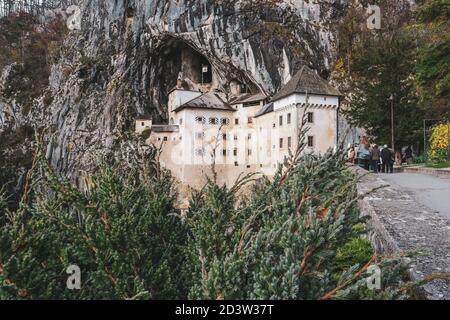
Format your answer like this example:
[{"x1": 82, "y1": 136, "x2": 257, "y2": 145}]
[
  {"x1": 447, "y1": 122, "x2": 450, "y2": 162},
  {"x1": 423, "y1": 119, "x2": 427, "y2": 160},
  {"x1": 389, "y1": 94, "x2": 395, "y2": 152}
]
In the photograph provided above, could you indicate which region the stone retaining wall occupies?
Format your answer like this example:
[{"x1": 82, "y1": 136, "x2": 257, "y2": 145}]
[
  {"x1": 401, "y1": 166, "x2": 450, "y2": 179},
  {"x1": 355, "y1": 168, "x2": 450, "y2": 300}
]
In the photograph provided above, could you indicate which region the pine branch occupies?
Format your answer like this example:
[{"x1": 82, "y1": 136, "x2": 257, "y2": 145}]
[{"x1": 318, "y1": 255, "x2": 378, "y2": 300}]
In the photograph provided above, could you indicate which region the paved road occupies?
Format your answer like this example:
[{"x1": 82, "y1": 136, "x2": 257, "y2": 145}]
[{"x1": 379, "y1": 173, "x2": 450, "y2": 219}]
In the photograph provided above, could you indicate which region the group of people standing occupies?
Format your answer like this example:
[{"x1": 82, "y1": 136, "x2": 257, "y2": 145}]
[{"x1": 347, "y1": 143, "x2": 395, "y2": 173}]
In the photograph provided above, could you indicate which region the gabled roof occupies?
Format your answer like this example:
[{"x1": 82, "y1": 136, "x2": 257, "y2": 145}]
[
  {"x1": 173, "y1": 92, "x2": 235, "y2": 113},
  {"x1": 168, "y1": 86, "x2": 201, "y2": 95},
  {"x1": 135, "y1": 114, "x2": 152, "y2": 120},
  {"x1": 272, "y1": 66, "x2": 342, "y2": 101},
  {"x1": 151, "y1": 125, "x2": 180, "y2": 133},
  {"x1": 255, "y1": 102, "x2": 274, "y2": 118},
  {"x1": 230, "y1": 92, "x2": 267, "y2": 105}
]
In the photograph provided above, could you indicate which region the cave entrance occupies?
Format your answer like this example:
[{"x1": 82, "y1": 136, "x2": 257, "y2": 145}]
[
  {"x1": 149, "y1": 36, "x2": 261, "y2": 122},
  {"x1": 179, "y1": 42, "x2": 212, "y2": 86},
  {"x1": 156, "y1": 38, "x2": 214, "y2": 90},
  {"x1": 150, "y1": 37, "x2": 216, "y2": 121}
]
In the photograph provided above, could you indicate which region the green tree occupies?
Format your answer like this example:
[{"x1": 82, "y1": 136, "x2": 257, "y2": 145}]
[
  {"x1": 0, "y1": 142, "x2": 190, "y2": 299},
  {"x1": 343, "y1": 30, "x2": 421, "y2": 149},
  {"x1": 415, "y1": 0, "x2": 450, "y2": 117}
]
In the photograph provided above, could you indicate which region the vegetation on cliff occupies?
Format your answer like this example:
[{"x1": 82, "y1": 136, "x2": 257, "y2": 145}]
[{"x1": 0, "y1": 12, "x2": 66, "y2": 113}]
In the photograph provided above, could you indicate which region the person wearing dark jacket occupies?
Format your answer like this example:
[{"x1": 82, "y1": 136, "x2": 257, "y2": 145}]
[
  {"x1": 370, "y1": 145, "x2": 381, "y2": 173},
  {"x1": 405, "y1": 146, "x2": 413, "y2": 164},
  {"x1": 381, "y1": 145, "x2": 394, "y2": 173}
]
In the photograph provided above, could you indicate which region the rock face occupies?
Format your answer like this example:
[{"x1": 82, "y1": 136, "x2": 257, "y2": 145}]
[{"x1": 2, "y1": 0, "x2": 349, "y2": 183}]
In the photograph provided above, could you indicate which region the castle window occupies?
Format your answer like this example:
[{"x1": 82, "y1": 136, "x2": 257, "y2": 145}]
[
  {"x1": 234, "y1": 161, "x2": 239, "y2": 166},
  {"x1": 248, "y1": 149, "x2": 252, "y2": 156},
  {"x1": 287, "y1": 113, "x2": 291, "y2": 124},
  {"x1": 196, "y1": 132, "x2": 204, "y2": 140},
  {"x1": 273, "y1": 123, "x2": 276, "y2": 128},
  {"x1": 221, "y1": 118, "x2": 230, "y2": 125},
  {"x1": 279, "y1": 115, "x2": 283, "y2": 126},
  {"x1": 248, "y1": 117, "x2": 253, "y2": 124},
  {"x1": 195, "y1": 148, "x2": 205, "y2": 156},
  {"x1": 209, "y1": 117, "x2": 219, "y2": 125},
  {"x1": 234, "y1": 134, "x2": 238, "y2": 141},
  {"x1": 163, "y1": 137, "x2": 168, "y2": 141},
  {"x1": 235, "y1": 118, "x2": 239, "y2": 125},
  {"x1": 288, "y1": 137, "x2": 292, "y2": 148},
  {"x1": 195, "y1": 116, "x2": 206, "y2": 124},
  {"x1": 307, "y1": 112, "x2": 314, "y2": 123},
  {"x1": 222, "y1": 149, "x2": 227, "y2": 156},
  {"x1": 200, "y1": 61, "x2": 212, "y2": 84},
  {"x1": 279, "y1": 138, "x2": 283, "y2": 149},
  {"x1": 141, "y1": 122, "x2": 145, "y2": 126},
  {"x1": 233, "y1": 148, "x2": 238, "y2": 156},
  {"x1": 248, "y1": 133, "x2": 252, "y2": 140},
  {"x1": 307, "y1": 136, "x2": 314, "y2": 147},
  {"x1": 222, "y1": 133, "x2": 227, "y2": 140},
  {"x1": 179, "y1": 118, "x2": 183, "y2": 125}
]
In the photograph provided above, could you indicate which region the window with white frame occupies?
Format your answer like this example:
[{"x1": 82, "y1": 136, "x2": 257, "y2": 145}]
[
  {"x1": 195, "y1": 116, "x2": 206, "y2": 124},
  {"x1": 196, "y1": 132, "x2": 204, "y2": 140},
  {"x1": 307, "y1": 136, "x2": 314, "y2": 148},
  {"x1": 209, "y1": 117, "x2": 219, "y2": 125},
  {"x1": 195, "y1": 148, "x2": 205, "y2": 156}
]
